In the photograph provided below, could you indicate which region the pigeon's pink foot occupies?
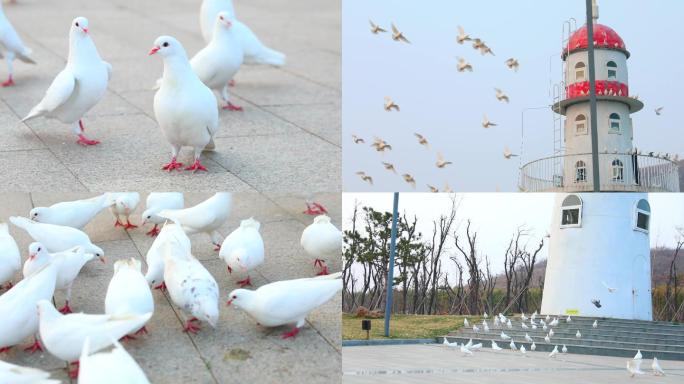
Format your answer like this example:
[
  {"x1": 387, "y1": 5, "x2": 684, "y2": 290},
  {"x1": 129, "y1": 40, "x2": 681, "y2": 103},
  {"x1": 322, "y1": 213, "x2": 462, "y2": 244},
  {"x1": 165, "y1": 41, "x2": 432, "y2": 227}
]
[
  {"x1": 68, "y1": 362, "x2": 80, "y2": 379},
  {"x1": 134, "y1": 326, "x2": 148, "y2": 336},
  {"x1": 185, "y1": 160, "x2": 208, "y2": 173},
  {"x1": 314, "y1": 259, "x2": 329, "y2": 276},
  {"x1": 183, "y1": 318, "x2": 201, "y2": 334},
  {"x1": 281, "y1": 327, "x2": 300, "y2": 339},
  {"x1": 228, "y1": 79, "x2": 236, "y2": 87},
  {"x1": 316, "y1": 266, "x2": 330, "y2": 276},
  {"x1": 222, "y1": 102, "x2": 243, "y2": 111},
  {"x1": 236, "y1": 276, "x2": 252, "y2": 288},
  {"x1": 146, "y1": 225, "x2": 160, "y2": 237},
  {"x1": 114, "y1": 219, "x2": 124, "y2": 227},
  {"x1": 1, "y1": 76, "x2": 14, "y2": 87},
  {"x1": 120, "y1": 334, "x2": 136, "y2": 343},
  {"x1": 23, "y1": 339, "x2": 43, "y2": 353},
  {"x1": 76, "y1": 134, "x2": 100, "y2": 146},
  {"x1": 154, "y1": 282, "x2": 167, "y2": 291},
  {"x1": 58, "y1": 302, "x2": 73, "y2": 314},
  {"x1": 0, "y1": 346, "x2": 12, "y2": 353},
  {"x1": 124, "y1": 220, "x2": 138, "y2": 230},
  {"x1": 162, "y1": 157, "x2": 183, "y2": 172},
  {"x1": 214, "y1": 244, "x2": 221, "y2": 252},
  {"x1": 303, "y1": 202, "x2": 329, "y2": 215}
]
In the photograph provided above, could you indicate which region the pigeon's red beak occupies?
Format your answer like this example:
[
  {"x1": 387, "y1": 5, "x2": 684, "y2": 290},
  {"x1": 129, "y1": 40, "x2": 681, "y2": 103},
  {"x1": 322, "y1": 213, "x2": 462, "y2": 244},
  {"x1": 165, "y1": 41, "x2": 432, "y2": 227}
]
[
  {"x1": 82, "y1": 27, "x2": 89, "y2": 34},
  {"x1": 226, "y1": 299, "x2": 233, "y2": 306},
  {"x1": 29, "y1": 253, "x2": 36, "y2": 260},
  {"x1": 148, "y1": 46, "x2": 160, "y2": 56}
]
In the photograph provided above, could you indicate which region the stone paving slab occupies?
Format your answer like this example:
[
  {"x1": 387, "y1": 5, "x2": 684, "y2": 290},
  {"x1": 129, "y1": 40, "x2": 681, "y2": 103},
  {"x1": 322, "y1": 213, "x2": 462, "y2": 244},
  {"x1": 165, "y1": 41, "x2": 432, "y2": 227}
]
[
  {"x1": 343, "y1": 344, "x2": 684, "y2": 384},
  {"x1": 0, "y1": 192, "x2": 341, "y2": 383},
  {"x1": 0, "y1": 0, "x2": 340, "y2": 193}
]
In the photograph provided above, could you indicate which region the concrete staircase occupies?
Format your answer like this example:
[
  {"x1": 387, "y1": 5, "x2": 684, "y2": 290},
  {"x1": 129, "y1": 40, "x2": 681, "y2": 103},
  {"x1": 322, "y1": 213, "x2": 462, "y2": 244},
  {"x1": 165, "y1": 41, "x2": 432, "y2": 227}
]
[{"x1": 442, "y1": 315, "x2": 684, "y2": 361}]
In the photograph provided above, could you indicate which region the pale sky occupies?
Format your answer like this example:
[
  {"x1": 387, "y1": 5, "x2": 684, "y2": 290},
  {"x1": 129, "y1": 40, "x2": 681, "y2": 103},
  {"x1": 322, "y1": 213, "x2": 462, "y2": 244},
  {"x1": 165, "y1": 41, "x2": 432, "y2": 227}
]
[
  {"x1": 343, "y1": 193, "x2": 684, "y2": 278},
  {"x1": 342, "y1": 0, "x2": 684, "y2": 192}
]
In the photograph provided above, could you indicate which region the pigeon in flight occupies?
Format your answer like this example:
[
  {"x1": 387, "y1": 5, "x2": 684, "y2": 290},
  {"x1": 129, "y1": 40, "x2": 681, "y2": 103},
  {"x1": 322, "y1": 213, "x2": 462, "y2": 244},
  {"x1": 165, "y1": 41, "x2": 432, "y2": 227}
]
[
  {"x1": 402, "y1": 174, "x2": 416, "y2": 188},
  {"x1": 456, "y1": 26, "x2": 471, "y2": 44},
  {"x1": 482, "y1": 114, "x2": 497, "y2": 128},
  {"x1": 495, "y1": 88, "x2": 509, "y2": 103},
  {"x1": 602, "y1": 281, "x2": 617, "y2": 293},
  {"x1": 390, "y1": 23, "x2": 410, "y2": 43},
  {"x1": 591, "y1": 299, "x2": 602, "y2": 308},
  {"x1": 381, "y1": 162, "x2": 396, "y2": 173},
  {"x1": 427, "y1": 185, "x2": 439, "y2": 193},
  {"x1": 456, "y1": 57, "x2": 473, "y2": 72},
  {"x1": 369, "y1": 20, "x2": 386, "y2": 34},
  {"x1": 654, "y1": 107, "x2": 664, "y2": 116},
  {"x1": 384, "y1": 96, "x2": 400, "y2": 111},
  {"x1": 436, "y1": 153, "x2": 452, "y2": 168},
  {"x1": 352, "y1": 135, "x2": 365, "y2": 144},
  {"x1": 414, "y1": 133, "x2": 429, "y2": 148},
  {"x1": 505, "y1": 58, "x2": 519, "y2": 72},
  {"x1": 356, "y1": 171, "x2": 373, "y2": 185}
]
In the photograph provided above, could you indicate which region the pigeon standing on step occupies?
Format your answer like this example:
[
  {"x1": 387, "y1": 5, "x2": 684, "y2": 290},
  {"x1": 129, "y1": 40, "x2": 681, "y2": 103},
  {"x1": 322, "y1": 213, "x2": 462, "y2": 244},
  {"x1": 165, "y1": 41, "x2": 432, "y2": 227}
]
[
  {"x1": 159, "y1": 192, "x2": 232, "y2": 250},
  {"x1": 144, "y1": 222, "x2": 191, "y2": 291},
  {"x1": 37, "y1": 300, "x2": 151, "y2": 379},
  {"x1": 562, "y1": 344, "x2": 568, "y2": 353},
  {"x1": 105, "y1": 258, "x2": 154, "y2": 338},
  {"x1": 22, "y1": 17, "x2": 110, "y2": 146},
  {"x1": 227, "y1": 272, "x2": 341, "y2": 339},
  {"x1": 301, "y1": 215, "x2": 342, "y2": 275},
  {"x1": 78, "y1": 338, "x2": 150, "y2": 384},
  {"x1": 150, "y1": 36, "x2": 220, "y2": 172},
  {"x1": 651, "y1": 357, "x2": 665, "y2": 376},
  {"x1": 219, "y1": 217, "x2": 264, "y2": 287},
  {"x1": 10, "y1": 216, "x2": 104, "y2": 255},
  {"x1": 0, "y1": 222, "x2": 20, "y2": 290},
  {"x1": 200, "y1": 0, "x2": 285, "y2": 68},
  {"x1": 163, "y1": 238, "x2": 219, "y2": 334},
  {"x1": 491, "y1": 340, "x2": 502, "y2": 350},
  {"x1": 23, "y1": 243, "x2": 105, "y2": 314},
  {"x1": 0, "y1": 260, "x2": 59, "y2": 354},
  {"x1": 0, "y1": 3, "x2": 36, "y2": 86},
  {"x1": 106, "y1": 193, "x2": 140, "y2": 230},
  {"x1": 191, "y1": 12, "x2": 244, "y2": 111},
  {"x1": 593, "y1": 320, "x2": 598, "y2": 328},
  {"x1": 549, "y1": 345, "x2": 558, "y2": 358},
  {"x1": 141, "y1": 192, "x2": 184, "y2": 237},
  {"x1": 29, "y1": 194, "x2": 110, "y2": 229}
]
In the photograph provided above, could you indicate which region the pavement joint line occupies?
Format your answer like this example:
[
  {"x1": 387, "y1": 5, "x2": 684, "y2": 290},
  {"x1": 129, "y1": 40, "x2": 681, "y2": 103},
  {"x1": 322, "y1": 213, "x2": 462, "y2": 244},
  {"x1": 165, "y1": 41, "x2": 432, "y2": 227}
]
[
  {"x1": 279, "y1": 66, "x2": 341, "y2": 92},
  {"x1": 343, "y1": 366, "x2": 684, "y2": 376}
]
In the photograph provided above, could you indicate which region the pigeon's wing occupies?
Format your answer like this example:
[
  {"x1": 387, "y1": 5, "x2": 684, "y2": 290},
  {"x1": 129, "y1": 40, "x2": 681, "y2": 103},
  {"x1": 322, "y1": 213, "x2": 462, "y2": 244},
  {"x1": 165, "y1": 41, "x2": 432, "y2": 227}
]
[
  {"x1": 458, "y1": 26, "x2": 465, "y2": 35},
  {"x1": 256, "y1": 278, "x2": 341, "y2": 324},
  {"x1": 159, "y1": 207, "x2": 216, "y2": 233},
  {"x1": 34, "y1": 69, "x2": 77, "y2": 113},
  {"x1": 391, "y1": 23, "x2": 399, "y2": 34}
]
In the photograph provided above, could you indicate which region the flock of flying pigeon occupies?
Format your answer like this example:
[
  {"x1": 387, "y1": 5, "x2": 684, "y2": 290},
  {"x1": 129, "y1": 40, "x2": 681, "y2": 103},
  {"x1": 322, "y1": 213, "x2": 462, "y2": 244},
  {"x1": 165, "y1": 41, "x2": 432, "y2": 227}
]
[
  {"x1": 0, "y1": 192, "x2": 342, "y2": 381},
  {"x1": 352, "y1": 21, "x2": 522, "y2": 192},
  {"x1": 0, "y1": 0, "x2": 285, "y2": 172}
]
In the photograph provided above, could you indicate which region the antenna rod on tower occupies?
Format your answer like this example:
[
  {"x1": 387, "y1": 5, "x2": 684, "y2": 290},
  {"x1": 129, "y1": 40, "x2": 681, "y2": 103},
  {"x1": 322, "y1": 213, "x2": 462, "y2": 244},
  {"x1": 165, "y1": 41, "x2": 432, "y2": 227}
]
[
  {"x1": 592, "y1": 0, "x2": 599, "y2": 23},
  {"x1": 586, "y1": 0, "x2": 601, "y2": 191}
]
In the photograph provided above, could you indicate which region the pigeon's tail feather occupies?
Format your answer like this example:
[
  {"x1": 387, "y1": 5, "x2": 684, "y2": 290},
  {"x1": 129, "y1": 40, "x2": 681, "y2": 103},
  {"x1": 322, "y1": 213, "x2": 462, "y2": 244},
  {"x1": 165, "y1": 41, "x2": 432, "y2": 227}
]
[
  {"x1": 9, "y1": 215, "x2": 33, "y2": 230},
  {"x1": 203, "y1": 137, "x2": 216, "y2": 151},
  {"x1": 21, "y1": 102, "x2": 47, "y2": 122},
  {"x1": 247, "y1": 46, "x2": 286, "y2": 67},
  {"x1": 17, "y1": 48, "x2": 36, "y2": 64},
  {"x1": 151, "y1": 77, "x2": 162, "y2": 90}
]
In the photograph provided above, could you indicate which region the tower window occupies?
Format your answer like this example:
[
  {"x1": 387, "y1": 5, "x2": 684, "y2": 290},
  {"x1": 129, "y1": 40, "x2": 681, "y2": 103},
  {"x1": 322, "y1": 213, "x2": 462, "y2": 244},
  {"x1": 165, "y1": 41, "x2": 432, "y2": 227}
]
[
  {"x1": 634, "y1": 199, "x2": 650, "y2": 232},
  {"x1": 575, "y1": 114, "x2": 587, "y2": 134},
  {"x1": 612, "y1": 159, "x2": 624, "y2": 182},
  {"x1": 575, "y1": 161, "x2": 587, "y2": 183},
  {"x1": 607, "y1": 61, "x2": 617, "y2": 79},
  {"x1": 575, "y1": 62, "x2": 586, "y2": 82},
  {"x1": 609, "y1": 113, "x2": 621, "y2": 133},
  {"x1": 561, "y1": 194, "x2": 582, "y2": 227}
]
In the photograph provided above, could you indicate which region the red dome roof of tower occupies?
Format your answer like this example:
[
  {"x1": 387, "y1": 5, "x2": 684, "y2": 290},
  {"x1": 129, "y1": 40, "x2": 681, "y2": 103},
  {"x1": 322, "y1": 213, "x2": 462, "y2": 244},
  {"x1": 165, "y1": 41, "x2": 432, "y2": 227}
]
[{"x1": 563, "y1": 23, "x2": 628, "y2": 58}]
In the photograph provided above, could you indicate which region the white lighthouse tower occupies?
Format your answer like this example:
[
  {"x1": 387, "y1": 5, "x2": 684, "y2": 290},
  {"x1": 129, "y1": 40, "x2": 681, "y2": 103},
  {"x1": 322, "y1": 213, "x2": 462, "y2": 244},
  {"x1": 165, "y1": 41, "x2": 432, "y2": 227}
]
[{"x1": 538, "y1": 4, "x2": 669, "y2": 320}]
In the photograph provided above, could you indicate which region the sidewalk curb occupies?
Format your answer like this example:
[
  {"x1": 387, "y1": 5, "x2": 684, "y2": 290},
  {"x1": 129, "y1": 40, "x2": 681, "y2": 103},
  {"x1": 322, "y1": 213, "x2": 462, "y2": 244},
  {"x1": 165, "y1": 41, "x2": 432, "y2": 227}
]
[{"x1": 342, "y1": 338, "x2": 437, "y2": 347}]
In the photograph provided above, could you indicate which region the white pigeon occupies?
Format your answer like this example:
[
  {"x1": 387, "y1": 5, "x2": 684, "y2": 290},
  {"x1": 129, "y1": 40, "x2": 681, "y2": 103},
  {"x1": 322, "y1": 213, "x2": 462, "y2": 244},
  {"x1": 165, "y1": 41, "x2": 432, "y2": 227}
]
[
  {"x1": 500, "y1": 331, "x2": 510, "y2": 340},
  {"x1": 531, "y1": 323, "x2": 537, "y2": 330},
  {"x1": 301, "y1": 215, "x2": 342, "y2": 276},
  {"x1": 141, "y1": 192, "x2": 184, "y2": 237},
  {"x1": 521, "y1": 322, "x2": 528, "y2": 329},
  {"x1": 200, "y1": 0, "x2": 285, "y2": 67},
  {"x1": 651, "y1": 357, "x2": 665, "y2": 376},
  {"x1": 0, "y1": 3, "x2": 36, "y2": 86},
  {"x1": 483, "y1": 320, "x2": 490, "y2": 332},
  {"x1": 219, "y1": 217, "x2": 264, "y2": 287},
  {"x1": 524, "y1": 333, "x2": 533, "y2": 342},
  {"x1": 465, "y1": 339, "x2": 473, "y2": 348},
  {"x1": 602, "y1": 281, "x2": 617, "y2": 293},
  {"x1": 493, "y1": 316, "x2": 500, "y2": 327},
  {"x1": 23, "y1": 243, "x2": 104, "y2": 314},
  {"x1": 470, "y1": 342, "x2": 482, "y2": 350},
  {"x1": 106, "y1": 192, "x2": 141, "y2": 229},
  {"x1": 545, "y1": 315, "x2": 550, "y2": 322},
  {"x1": 0, "y1": 222, "x2": 20, "y2": 289},
  {"x1": 483, "y1": 312, "x2": 488, "y2": 319},
  {"x1": 520, "y1": 344, "x2": 527, "y2": 355},
  {"x1": 549, "y1": 345, "x2": 558, "y2": 358},
  {"x1": 521, "y1": 312, "x2": 528, "y2": 321},
  {"x1": 566, "y1": 316, "x2": 572, "y2": 322},
  {"x1": 159, "y1": 192, "x2": 232, "y2": 250},
  {"x1": 472, "y1": 324, "x2": 479, "y2": 332},
  {"x1": 10, "y1": 216, "x2": 104, "y2": 256},
  {"x1": 627, "y1": 360, "x2": 645, "y2": 377},
  {"x1": 543, "y1": 324, "x2": 548, "y2": 331},
  {"x1": 562, "y1": 344, "x2": 568, "y2": 353},
  {"x1": 550, "y1": 317, "x2": 559, "y2": 326},
  {"x1": 29, "y1": 194, "x2": 110, "y2": 229},
  {"x1": 491, "y1": 340, "x2": 502, "y2": 350},
  {"x1": 227, "y1": 272, "x2": 341, "y2": 339},
  {"x1": 150, "y1": 35, "x2": 220, "y2": 172},
  {"x1": 531, "y1": 342, "x2": 536, "y2": 351},
  {"x1": 22, "y1": 17, "x2": 110, "y2": 146},
  {"x1": 163, "y1": 238, "x2": 220, "y2": 333},
  {"x1": 549, "y1": 328, "x2": 554, "y2": 337},
  {"x1": 460, "y1": 343, "x2": 473, "y2": 356},
  {"x1": 0, "y1": 360, "x2": 59, "y2": 384},
  {"x1": 0, "y1": 260, "x2": 59, "y2": 354},
  {"x1": 464, "y1": 318, "x2": 469, "y2": 327},
  {"x1": 191, "y1": 11, "x2": 244, "y2": 111},
  {"x1": 144, "y1": 222, "x2": 191, "y2": 290},
  {"x1": 105, "y1": 258, "x2": 154, "y2": 338},
  {"x1": 506, "y1": 319, "x2": 512, "y2": 329},
  {"x1": 576, "y1": 330, "x2": 581, "y2": 338},
  {"x1": 544, "y1": 334, "x2": 551, "y2": 343},
  {"x1": 531, "y1": 311, "x2": 537, "y2": 320},
  {"x1": 634, "y1": 350, "x2": 643, "y2": 360},
  {"x1": 37, "y1": 300, "x2": 151, "y2": 377},
  {"x1": 79, "y1": 338, "x2": 150, "y2": 384},
  {"x1": 510, "y1": 340, "x2": 517, "y2": 351}
]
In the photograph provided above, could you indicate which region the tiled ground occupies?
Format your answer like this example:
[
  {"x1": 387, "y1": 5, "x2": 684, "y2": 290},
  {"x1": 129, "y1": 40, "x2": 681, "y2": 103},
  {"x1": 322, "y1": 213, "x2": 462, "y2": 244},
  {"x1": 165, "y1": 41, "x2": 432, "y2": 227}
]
[
  {"x1": 0, "y1": 0, "x2": 340, "y2": 193},
  {"x1": 0, "y1": 192, "x2": 341, "y2": 383}
]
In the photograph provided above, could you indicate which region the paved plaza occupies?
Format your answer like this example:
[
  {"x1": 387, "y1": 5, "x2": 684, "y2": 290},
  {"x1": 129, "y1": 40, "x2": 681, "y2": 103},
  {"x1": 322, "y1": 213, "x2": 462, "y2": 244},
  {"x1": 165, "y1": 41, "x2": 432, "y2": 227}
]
[
  {"x1": 0, "y1": 192, "x2": 341, "y2": 383},
  {"x1": 343, "y1": 344, "x2": 684, "y2": 383},
  {"x1": 0, "y1": 0, "x2": 340, "y2": 192}
]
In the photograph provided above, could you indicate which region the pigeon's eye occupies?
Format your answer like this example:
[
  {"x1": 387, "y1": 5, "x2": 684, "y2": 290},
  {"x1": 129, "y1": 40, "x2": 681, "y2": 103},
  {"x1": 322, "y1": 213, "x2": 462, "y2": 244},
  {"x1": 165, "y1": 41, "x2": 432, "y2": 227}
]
[
  {"x1": 147, "y1": 215, "x2": 151, "y2": 219},
  {"x1": 37, "y1": 247, "x2": 41, "y2": 252},
  {"x1": 232, "y1": 295, "x2": 237, "y2": 299},
  {"x1": 219, "y1": 16, "x2": 224, "y2": 20},
  {"x1": 162, "y1": 42, "x2": 169, "y2": 48},
  {"x1": 75, "y1": 22, "x2": 79, "y2": 27}
]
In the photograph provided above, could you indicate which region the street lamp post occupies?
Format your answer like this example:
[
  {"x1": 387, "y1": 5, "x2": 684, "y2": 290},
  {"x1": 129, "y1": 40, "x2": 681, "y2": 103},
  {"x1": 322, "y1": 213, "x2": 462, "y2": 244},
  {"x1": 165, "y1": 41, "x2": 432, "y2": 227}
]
[
  {"x1": 384, "y1": 192, "x2": 399, "y2": 337},
  {"x1": 586, "y1": 0, "x2": 601, "y2": 191}
]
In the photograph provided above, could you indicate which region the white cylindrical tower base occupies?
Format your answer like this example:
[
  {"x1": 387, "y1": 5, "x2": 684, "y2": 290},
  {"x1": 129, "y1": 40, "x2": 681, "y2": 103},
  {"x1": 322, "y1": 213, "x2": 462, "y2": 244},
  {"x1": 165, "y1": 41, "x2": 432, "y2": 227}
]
[{"x1": 540, "y1": 193, "x2": 652, "y2": 320}]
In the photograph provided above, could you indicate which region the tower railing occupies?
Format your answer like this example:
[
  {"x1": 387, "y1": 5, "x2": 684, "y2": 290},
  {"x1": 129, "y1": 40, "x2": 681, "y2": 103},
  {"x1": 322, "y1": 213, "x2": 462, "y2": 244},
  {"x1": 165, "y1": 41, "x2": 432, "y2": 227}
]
[{"x1": 520, "y1": 153, "x2": 680, "y2": 192}]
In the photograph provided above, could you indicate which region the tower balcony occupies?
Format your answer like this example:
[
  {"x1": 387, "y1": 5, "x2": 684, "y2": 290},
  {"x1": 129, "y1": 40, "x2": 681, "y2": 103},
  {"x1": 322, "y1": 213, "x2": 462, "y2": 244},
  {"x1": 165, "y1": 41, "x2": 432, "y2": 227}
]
[
  {"x1": 553, "y1": 80, "x2": 644, "y2": 114},
  {"x1": 520, "y1": 152, "x2": 680, "y2": 192}
]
